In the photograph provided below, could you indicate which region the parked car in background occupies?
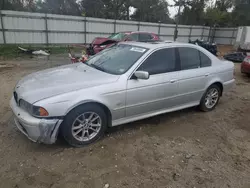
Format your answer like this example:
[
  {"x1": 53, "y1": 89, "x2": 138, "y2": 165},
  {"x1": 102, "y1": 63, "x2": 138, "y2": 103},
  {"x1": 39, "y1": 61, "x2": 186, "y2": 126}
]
[
  {"x1": 87, "y1": 31, "x2": 160, "y2": 55},
  {"x1": 241, "y1": 56, "x2": 250, "y2": 76},
  {"x1": 10, "y1": 41, "x2": 235, "y2": 147},
  {"x1": 224, "y1": 52, "x2": 247, "y2": 62}
]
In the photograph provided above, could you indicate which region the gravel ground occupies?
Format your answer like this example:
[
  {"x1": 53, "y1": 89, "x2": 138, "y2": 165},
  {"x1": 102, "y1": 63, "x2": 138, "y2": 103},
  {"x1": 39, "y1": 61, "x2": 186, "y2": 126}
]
[{"x1": 0, "y1": 50, "x2": 250, "y2": 188}]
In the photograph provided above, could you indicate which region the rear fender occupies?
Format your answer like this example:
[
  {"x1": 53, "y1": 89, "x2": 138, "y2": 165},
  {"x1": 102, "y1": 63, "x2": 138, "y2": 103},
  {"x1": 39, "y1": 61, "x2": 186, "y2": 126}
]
[{"x1": 204, "y1": 76, "x2": 223, "y2": 92}]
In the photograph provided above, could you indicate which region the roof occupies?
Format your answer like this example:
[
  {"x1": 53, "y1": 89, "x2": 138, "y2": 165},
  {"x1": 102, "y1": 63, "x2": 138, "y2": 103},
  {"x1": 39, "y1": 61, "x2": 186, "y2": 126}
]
[
  {"x1": 120, "y1": 41, "x2": 199, "y2": 50},
  {"x1": 117, "y1": 31, "x2": 156, "y2": 34}
]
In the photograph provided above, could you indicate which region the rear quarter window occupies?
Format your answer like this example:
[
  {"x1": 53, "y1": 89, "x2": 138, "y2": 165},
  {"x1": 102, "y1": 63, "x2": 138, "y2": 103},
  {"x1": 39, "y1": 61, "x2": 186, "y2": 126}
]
[{"x1": 200, "y1": 52, "x2": 212, "y2": 67}]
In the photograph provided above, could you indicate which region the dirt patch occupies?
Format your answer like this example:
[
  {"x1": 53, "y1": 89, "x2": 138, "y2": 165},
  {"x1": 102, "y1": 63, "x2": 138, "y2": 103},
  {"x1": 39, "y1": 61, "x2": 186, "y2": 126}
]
[
  {"x1": 217, "y1": 45, "x2": 235, "y2": 57},
  {"x1": 0, "y1": 63, "x2": 16, "y2": 72},
  {"x1": 0, "y1": 52, "x2": 250, "y2": 188},
  {"x1": 0, "y1": 64, "x2": 15, "y2": 68}
]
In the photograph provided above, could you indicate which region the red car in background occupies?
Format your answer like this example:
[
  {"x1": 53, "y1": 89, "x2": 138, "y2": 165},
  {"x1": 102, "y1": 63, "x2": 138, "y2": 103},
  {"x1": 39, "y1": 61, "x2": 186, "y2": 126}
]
[
  {"x1": 241, "y1": 56, "x2": 250, "y2": 76},
  {"x1": 87, "y1": 31, "x2": 160, "y2": 55}
]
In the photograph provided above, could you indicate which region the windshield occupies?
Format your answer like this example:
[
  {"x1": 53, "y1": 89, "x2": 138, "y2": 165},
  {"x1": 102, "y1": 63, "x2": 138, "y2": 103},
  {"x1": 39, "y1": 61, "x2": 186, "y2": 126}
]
[
  {"x1": 86, "y1": 44, "x2": 148, "y2": 75},
  {"x1": 108, "y1": 33, "x2": 127, "y2": 40}
]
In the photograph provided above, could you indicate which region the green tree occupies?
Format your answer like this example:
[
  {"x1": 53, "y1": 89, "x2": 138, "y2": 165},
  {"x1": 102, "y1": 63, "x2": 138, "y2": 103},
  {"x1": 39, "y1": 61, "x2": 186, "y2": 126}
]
[
  {"x1": 102, "y1": 0, "x2": 128, "y2": 20},
  {"x1": 203, "y1": 7, "x2": 232, "y2": 26},
  {"x1": 37, "y1": 0, "x2": 81, "y2": 15},
  {"x1": 231, "y1": 0, "x2": 250, "y2": 26},
  {"x1": 24, "y1": 0, "x2": 37, "y2": 12},
  {"x1": 79, "y1": 0, "x2": 105, "y2": 18},
  {"x1": 79, "y1": 0, "x2": 132, "y2": 20},
  {"x1": 178, "y1": 0, "x2": 207, "y2": 25},
  {"x1": 0, "y1": 0, "x2": 25, "y2": 11},
  {"x1": 131, "y1": 0, "x2": 171, "y2": 23},
  {"x1": 215, "y1": 0, "x2": 233, "y2": 11}
]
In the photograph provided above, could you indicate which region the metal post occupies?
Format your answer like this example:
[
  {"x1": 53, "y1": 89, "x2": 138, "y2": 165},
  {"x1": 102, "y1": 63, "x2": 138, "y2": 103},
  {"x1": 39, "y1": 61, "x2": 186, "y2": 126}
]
[
  {"x1": 231, "y1": 28, "x2": 236, "y2": 45},
  {"x1": 44, "y1": 13, "x2": 49, "y2": 46},
  {"x1": 158, "y1": 22, "x2": 161, "y2": 36},
  {"x1": 174, "y1": 1, "x2": 181, "y2": 41},
  {"x1": 114, "y1": 20, "x2": 116, "y2": 34},
  {"x1": 208, "y1": 26, "x2": 212, "y2": 43},
  {"x1": 0, "y1": 10, "x2": 6, "y2": 44},
  {"x1": 188, "y1": 25, "x2": 193, "y2": 41},
  {"x1": 211, "y1": 25, "x2": 216, "y2": 43},
  {"x1": 137, "y1": 21, "x2": 140, "y2": 31},
  {"x1": 201, "y1": 26, "x2": 205, "y2": 40},
  {"x1": 84, "y1": 17, "x2": 87, "y2": 44}
]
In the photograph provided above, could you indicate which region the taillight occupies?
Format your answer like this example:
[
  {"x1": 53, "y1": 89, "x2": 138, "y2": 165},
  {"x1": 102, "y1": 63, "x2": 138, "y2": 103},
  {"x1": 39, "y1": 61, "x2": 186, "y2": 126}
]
[{"x1": 243, "y1": 57, "x2": 250, "y2": 64}]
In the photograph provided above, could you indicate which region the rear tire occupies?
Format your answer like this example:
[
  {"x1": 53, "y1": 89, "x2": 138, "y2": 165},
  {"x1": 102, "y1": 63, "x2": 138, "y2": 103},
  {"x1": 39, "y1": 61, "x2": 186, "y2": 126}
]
[
  {"x1": 199, "y1": 84, "x2": 221, "y2": 112},
  {"x1": 61, "y1": 104, "x2": 107, "y2": 147}
]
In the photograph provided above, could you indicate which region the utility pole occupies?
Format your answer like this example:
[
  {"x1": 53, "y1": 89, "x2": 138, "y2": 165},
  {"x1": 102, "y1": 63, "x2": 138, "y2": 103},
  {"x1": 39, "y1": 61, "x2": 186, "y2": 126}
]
[
  {"x1": 173, "y1": 0, "x2": 185, "y2": 41},
  {"x1": 174, "y1": 1, "x2": 182, "y2": 41}
]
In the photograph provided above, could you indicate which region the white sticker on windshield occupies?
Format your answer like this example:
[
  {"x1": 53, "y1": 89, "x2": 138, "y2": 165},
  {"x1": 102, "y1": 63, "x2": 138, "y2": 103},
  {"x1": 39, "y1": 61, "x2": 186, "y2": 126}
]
[{"x1": 130, "y1": 47, "x2": 146, "y2": 53}]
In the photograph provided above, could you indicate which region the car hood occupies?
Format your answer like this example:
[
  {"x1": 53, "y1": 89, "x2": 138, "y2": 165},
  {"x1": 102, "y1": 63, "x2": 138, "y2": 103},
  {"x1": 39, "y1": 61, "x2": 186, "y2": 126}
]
[
  {"x1": 15, "y1": 63, "x2": 119, "y2": 104},
  {"x1": 92, "y1": 37, "x2": 117, "y2": 45}
]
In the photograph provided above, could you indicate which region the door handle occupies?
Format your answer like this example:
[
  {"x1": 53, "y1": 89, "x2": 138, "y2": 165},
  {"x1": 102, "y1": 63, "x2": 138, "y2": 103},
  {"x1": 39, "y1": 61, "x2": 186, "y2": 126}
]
[
  {"x1": 205, "y1": 73, "x2": 210, "y2": 77},
  {"x1": 170, "y1": 79, "x2": 177, "y2": 83}
]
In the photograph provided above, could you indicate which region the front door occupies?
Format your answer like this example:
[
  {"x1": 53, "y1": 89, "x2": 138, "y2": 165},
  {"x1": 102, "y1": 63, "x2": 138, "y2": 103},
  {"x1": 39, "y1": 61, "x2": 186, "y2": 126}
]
[{"x1": 126, "y1": 48, "x2": 179, "y2": 117}]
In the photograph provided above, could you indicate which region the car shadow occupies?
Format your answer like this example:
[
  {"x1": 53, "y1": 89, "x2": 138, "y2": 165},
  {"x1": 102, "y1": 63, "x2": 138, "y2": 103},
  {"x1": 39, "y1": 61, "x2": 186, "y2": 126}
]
[
  {"x1": 107, "y1": 106, "x2": 198, "y2": 135},
  {"x1": 35, "y1": 106, "x2": 198, "y2": 151}
]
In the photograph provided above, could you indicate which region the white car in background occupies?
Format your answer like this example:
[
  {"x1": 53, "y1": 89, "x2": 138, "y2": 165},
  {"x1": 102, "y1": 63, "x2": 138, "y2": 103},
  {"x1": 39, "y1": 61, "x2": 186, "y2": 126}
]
[{"x1": 10, "y1": 42, "x2": 235, "y2": 147}]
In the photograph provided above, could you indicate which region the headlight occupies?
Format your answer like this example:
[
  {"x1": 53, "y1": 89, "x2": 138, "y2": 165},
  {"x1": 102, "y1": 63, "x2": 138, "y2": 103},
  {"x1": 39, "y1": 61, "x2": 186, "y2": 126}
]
[
  {"x1": 19, "y1": 100, "x2": 49, "y2": 117},
  {"x1": 19, "y1": 100, "x2": 33, "y2": 113},
  {"x1": 32, "y1": 106, "x2": 49, "y2": 117}
]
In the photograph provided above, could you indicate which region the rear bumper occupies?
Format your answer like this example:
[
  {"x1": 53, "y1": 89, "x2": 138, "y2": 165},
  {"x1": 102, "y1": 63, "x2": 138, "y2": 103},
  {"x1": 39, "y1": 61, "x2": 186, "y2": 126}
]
[
  {"x1": 223, "y1": 79, "x2": 235, "y2": 92},
  {"x1": 10, "y1": 97, "x2": 63, "y2": 144}
]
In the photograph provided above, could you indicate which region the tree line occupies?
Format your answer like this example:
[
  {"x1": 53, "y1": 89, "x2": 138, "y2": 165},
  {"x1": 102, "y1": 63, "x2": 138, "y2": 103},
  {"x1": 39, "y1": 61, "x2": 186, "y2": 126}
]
[{"x1": 1, "y1": 0, "x2": 250, "y2": 27}]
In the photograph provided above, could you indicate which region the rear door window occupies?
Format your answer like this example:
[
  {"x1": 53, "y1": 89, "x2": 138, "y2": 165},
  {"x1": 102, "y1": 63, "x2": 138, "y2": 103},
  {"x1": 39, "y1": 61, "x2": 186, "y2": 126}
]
[
  {"x1": 139, "y1": 34, "x2": 153, "y2": 42},
  {"x1": 127, "y1": 33, "x2": 139, "y2": 41},
  {"x1": 178, "y1": 47, "x2": 200, "y2": 70}
]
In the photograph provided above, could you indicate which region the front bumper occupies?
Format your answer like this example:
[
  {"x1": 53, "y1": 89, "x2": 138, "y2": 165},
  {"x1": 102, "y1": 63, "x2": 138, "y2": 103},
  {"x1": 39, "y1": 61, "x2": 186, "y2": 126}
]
[{"x1": 10, "y1": 97, "x2": 63, "y2": 144}]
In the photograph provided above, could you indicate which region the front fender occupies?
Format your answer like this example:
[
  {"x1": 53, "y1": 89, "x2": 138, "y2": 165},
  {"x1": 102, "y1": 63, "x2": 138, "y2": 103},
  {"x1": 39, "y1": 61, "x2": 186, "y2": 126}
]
[{"x1": 65, "y1": 99, "x2": 112, "y2": 116}]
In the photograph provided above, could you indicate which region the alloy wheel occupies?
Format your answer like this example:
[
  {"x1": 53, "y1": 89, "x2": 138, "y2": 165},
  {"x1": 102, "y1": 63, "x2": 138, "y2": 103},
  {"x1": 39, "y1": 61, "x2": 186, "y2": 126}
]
[
  {"x1": 204, "y1": 88, "x2": 219, "y2": 109},
  {"x1": 71, "y1": 112, "x2": 102, "y2": 142}
]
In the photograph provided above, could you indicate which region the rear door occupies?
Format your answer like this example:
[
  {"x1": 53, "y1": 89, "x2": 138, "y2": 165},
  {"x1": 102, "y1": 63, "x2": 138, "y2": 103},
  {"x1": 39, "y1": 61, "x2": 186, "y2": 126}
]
[
  {"x1": 126, "y1": 48, "x2": 179, "y2": 117},
  {"x1": 176, "y1": 47, "x2": 212, "y2": 105}
]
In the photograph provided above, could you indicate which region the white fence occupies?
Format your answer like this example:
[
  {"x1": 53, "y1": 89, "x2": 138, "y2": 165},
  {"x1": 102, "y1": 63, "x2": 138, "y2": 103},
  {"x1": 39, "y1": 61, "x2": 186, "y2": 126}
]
[{"x1": 0, "y1": 10, "x2": 238, "y2": 45}]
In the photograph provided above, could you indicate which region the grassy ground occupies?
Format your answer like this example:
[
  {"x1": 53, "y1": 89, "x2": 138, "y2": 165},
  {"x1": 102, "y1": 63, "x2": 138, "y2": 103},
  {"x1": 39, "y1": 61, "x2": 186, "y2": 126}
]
[{"x1": 0, "y1": 45, "x2": 69, "y2": 60}]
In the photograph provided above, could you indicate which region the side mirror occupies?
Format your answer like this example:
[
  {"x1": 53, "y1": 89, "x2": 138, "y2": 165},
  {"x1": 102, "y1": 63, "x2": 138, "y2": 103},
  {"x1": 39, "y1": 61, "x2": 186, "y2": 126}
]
[{"x1": 133, "y1": 71, "x2": 150, "y2": 80}]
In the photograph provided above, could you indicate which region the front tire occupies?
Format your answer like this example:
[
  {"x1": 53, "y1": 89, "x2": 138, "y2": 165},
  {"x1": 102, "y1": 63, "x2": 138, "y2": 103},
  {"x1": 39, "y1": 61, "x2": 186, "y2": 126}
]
[
  {"x1": 61, "y1": 104, "x2": 107, "y2": 147},
  {"x1": 199, "y1": 85, "x2": 221, "y2": 112}
]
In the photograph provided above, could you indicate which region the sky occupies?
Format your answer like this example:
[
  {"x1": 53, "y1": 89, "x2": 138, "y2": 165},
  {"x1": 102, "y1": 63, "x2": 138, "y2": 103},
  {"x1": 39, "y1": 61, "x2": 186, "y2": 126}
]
[{"x1": 167, "y1": 0, "x2": 178, "y2": 18}]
